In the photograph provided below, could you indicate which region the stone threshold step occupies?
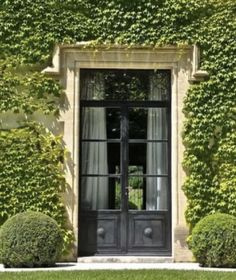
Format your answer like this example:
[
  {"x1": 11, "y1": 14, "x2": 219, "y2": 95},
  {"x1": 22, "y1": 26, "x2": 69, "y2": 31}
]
[{"x1": 77, "y1": 256, "x2": 174, "y2": 263}]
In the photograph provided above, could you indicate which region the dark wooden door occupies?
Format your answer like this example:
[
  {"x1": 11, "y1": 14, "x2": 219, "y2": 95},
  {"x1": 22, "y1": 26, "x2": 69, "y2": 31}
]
[{"x1": 79, "y1": 70, "x2": 171, "y2": 256}]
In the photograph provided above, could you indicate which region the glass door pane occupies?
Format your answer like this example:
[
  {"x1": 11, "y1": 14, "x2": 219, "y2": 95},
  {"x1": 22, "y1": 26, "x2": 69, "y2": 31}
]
[
  {"x1": 107, "y1": 108, "x2": 121, "y2": 139},
  {"x1": 81, "y1": 106, "x2": 121, "y2": 210},
  {"x1": 147, "y1": 108, "x2": 168, "y2": 140},
  {"x1": 128, "y1": 107, "x2": 146, "y2": 210},
  {"x1": 128, "y1": 166, "x2": 144, "y2": 210},
  {"x1": 129, "y1": 108, "x2": 147, "y2": 139},
  {"x1": 128, "y1": 106, "x2": 169, "y2": 211},
  {"x1": 146, "y1": 177, "x2": 168, "y2": 210}
]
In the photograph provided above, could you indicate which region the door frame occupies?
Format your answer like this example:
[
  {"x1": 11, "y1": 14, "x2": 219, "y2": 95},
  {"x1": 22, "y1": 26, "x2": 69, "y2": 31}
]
[{"x1": 78, "y1": 69, "x2": 172, "y2": 256}]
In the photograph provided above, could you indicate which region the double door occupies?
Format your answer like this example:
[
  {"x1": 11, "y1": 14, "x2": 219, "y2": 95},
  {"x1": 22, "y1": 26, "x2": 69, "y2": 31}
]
[{"x1": 79, "y1": 69, "x2": 171, "y2": 256}]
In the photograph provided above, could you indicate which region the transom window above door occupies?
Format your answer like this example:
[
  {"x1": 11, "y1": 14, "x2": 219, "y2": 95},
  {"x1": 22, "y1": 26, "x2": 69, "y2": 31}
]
[{"x1": 80, "y1": 69, "x2": 170, "y2": 101}]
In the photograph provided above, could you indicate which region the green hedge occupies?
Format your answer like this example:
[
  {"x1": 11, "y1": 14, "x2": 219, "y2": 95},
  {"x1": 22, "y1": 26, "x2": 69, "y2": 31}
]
[
  {"x1": 0, "y1": 211, "x2": 63, "y2": 268},
  {"x1": 0, "y1": 0, "x2": 235, "y2": 231},
  {"x1": 189, "y1": 213, "x2": 236, "y2": 267}
]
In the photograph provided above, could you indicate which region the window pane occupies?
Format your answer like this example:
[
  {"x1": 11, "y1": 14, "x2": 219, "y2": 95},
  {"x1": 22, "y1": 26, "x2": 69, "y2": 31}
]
[
  {"x1": 129, "y1": 108, "x2": 147, "y2": 139},
  {"x1": 128, "y1": 176, "x2": 144, "y2": 210},
  {"x1": 129, "y1": 143, "x2": 146, "y2": 169},
  {"x1": 113, "y1": 177, "x2": 121, "y2": 210},
  {"x1": 82, "y1": 107, "x2": 107, "y2": 140},
  {"x1": 81, "y1": 177, "x2": 121, "y2": 210},
  {"x1": 82, "y1": 142, "x2": 121, "y2": 175},
  {"x1": 104, "y1": 70, "x2": 149, "y2": 101},
  {"x1": 149, "y1": 72, "x2": 170, "y2": 101},
  {"x1": 108, "y1": 143, "x2": 120, "y2": 174},
  {"x1": 80, "y1": 71, "x2": 105, "y2": 100},
  {"x1": 80, "y1": 69, "x2": 170, "y2": 101},
  {"x1": 147, "y1": 143, "x2": 168, "y2": 175},
  {"x1": 81, "y1": 142, "x2": 108, "y2": 175},
  {"x1": 82, "y1": 107, "x2": 121, "y2": 140},
  {"x1": 129, "y1": 108, "x2": 168, "y2": 140},
  {"x1": 146, "y1": 177, "x2": 168, "y2": 210},
  {"x1": 107, "y1": 108, "x2": 121, "y2": 139},
  {"x1": 128, "y1": 167, "x2": 144, "y2": 210},
  {"x1": 128, "y1": 165, "x2": 143, "y2": 175},
  {"x1": 147, "y1": 108, "x2": 168, "y2": 140}
]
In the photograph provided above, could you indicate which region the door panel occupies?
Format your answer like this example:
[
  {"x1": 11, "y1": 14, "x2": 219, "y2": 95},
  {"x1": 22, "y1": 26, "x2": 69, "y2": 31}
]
[
  {"x1": 80, "y1": 211, "x2": 122, "y2": 255},
  {"x1": 97, "y1": 213, "x2": 121, "y2": 249},
  {"x1": 128, "y1": 212, "x2": 171, "y2": 254}
]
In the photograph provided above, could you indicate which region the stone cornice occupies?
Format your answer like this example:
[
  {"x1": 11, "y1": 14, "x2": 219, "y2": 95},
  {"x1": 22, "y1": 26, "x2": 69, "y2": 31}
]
[{"x1": 42, "y1": 42, "x2": 209, "y2": 83}]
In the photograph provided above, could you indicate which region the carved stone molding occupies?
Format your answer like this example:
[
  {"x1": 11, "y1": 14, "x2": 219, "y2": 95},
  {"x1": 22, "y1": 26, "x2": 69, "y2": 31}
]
[{"x1": 43, "y1": 43, "x2": 209, "y2": 84}]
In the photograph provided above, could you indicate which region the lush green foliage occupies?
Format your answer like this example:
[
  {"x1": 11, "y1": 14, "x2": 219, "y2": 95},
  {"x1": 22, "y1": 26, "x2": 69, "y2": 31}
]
[
  {"x1": 182, "y1": 0, "x2": 236, "y2": 227},
  {"x1": 0, "y1": 211, "x2": 63, "y2": 267},
  {"x1": 0, "y1": 0, "x2": 235, "y2": 234},
  {"x1": 1, "y1": 270, "x2": 236, "y2": 280},
  {"x1": 0, "y1": 69, "x2": 62, "y2": 115},
  {"x1": 0, "y1": 0, "x2": 221, "y2": 63},
  {"x1": 189, "y1": 213, "x2": 236, "y2": 267},
  {"x1": 0, "y1": 124, "x2": 73, "y2": 252}
]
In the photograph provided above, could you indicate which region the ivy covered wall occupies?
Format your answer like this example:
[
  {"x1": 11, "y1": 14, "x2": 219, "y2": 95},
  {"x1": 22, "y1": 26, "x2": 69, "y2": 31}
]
[
  {"x1": 0, "y1": 124, "x2": 73, "y2": 251},
  {"x1": 0, "y1": 0, "x2": 235, "y2": 238}
]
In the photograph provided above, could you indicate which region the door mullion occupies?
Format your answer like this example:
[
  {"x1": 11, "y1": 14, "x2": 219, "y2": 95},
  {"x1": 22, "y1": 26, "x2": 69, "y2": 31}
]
[{"x1": 120, "y1": 106, "x2": 129, "y2": 253}]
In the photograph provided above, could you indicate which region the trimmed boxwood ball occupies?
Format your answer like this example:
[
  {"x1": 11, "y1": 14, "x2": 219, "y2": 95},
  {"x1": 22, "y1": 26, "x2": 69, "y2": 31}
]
[
  {"x1": 189, "y1": 213, "x2": 236, "y2": 268},
  {"x1": 0, "y1": 211, "x2": 63, "y2": 268}
]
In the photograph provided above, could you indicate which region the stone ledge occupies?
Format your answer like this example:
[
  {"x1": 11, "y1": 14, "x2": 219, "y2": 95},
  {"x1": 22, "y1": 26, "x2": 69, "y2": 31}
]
[{"x1": 77, "y1": 256, "x2": 174, "y2": 263}]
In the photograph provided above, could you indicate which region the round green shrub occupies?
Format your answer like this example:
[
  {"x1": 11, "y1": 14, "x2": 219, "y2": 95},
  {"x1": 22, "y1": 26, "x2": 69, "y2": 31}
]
[
  {"x1": 0, "y1": 211, "x2": 63, "y2": 268},
  {"x1": 189, "y1": 213, "x2": 236, "y2": 267}
]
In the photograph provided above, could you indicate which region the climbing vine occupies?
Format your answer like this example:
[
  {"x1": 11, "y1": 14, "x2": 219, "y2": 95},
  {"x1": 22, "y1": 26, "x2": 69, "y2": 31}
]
[
  {"x1": 0, "y1": 0, "x2": 235, "y2": 235},
  {"x1": 0, "y1": 123, "x2": 73, "y2": 252},
  {"x1": 0, "y1": 68, "x2": 62, "y2": 115}
]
